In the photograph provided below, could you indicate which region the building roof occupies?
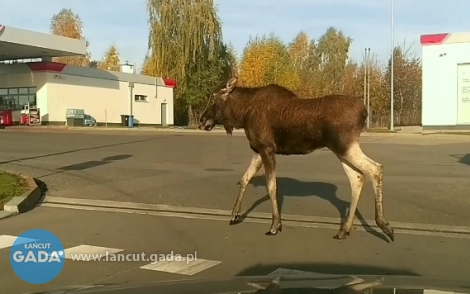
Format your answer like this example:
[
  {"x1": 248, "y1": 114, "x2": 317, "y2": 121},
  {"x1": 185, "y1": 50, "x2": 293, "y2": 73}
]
[
  {"x1": 0, "y1": 24, "x2": 87, "y2": 61},
  {"x1": 420, "y1": 32, "x2": 470, "y2": 46}
]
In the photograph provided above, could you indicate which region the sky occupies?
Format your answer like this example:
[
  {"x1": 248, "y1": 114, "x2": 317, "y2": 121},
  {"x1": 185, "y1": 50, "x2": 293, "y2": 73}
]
[{"x1": 2, "y1": 0, "x2": 470, "y2": 70}]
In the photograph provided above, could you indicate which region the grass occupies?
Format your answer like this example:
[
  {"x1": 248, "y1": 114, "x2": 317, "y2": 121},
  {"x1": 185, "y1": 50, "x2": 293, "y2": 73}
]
[{"x1": 0, "y1": 171, "x2": 29, "y2": 210}]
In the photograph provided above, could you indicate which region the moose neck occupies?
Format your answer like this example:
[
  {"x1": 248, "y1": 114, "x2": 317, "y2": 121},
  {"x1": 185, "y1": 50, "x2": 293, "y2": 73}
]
[{"x1": 223, "y1": 87, "x2": 255, "y2": 130}]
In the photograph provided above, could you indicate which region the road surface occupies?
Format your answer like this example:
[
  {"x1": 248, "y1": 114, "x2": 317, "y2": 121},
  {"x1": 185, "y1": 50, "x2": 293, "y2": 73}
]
[
  {"x1": 1, "y1": 206, "x2": 469, "y2": 294},
  {"x1": 1, "y1": 129, "x2": 469, "y2": 293},
  {"x1": 0, "y1": 129, "x2": 469, "y2": 227}
]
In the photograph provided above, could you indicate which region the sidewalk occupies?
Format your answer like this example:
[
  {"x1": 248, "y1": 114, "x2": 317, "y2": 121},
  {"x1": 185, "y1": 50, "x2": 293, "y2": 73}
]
[{"x1": 3, "y1": 125, "x2": 470, "y2": 140}]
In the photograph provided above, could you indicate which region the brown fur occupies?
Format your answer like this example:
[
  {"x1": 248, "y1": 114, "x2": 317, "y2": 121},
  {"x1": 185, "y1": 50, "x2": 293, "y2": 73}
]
[
  {"x1": 235, "y1": 92, "x2": 367, "y2": 156},
  {"x1": 199, "y1": 77, "x2": 394, "y2": 242}
]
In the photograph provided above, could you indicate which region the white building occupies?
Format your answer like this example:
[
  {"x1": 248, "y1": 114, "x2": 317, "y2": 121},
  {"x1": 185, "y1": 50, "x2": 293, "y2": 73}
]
[
  {"x1": 421, "y1": 32, "x2": 470, "y2": 131},
  {"x1": 0, "y1": 24, "x2": 175, "y2": 126}
]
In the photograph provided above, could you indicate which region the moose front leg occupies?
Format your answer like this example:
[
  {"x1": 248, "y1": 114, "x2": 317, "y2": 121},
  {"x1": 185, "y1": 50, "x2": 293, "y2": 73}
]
[{"x1": 260, "y1": 148, "x2": 282, "y2": 235}]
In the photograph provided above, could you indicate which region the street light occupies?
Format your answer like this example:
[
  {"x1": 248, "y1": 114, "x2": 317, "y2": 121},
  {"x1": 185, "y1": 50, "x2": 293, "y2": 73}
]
[{"x1": 390, "y1": 0, "x2": 395, "y2": 131}]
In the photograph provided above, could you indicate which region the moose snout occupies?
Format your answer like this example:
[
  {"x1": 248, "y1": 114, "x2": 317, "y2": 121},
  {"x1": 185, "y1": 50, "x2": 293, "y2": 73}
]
[{"x1": 198, "y1": 119, "x2": 215, "y2": 131}]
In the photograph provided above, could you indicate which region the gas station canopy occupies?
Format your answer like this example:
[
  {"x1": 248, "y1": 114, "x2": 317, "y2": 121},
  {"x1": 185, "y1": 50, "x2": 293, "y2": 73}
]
[{"x1": 0, "y1": 24, "x2": 87, "y2": 61}]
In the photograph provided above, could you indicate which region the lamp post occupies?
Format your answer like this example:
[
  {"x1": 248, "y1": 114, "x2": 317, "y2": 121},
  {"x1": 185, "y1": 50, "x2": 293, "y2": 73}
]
[
  {"x1": 367, "y1": 48, "x2": 371, "y2": 130},
  {"x1": 128, "y1": 81, "x2": 134, "y2": 128},
  {"x1": 121, "y1": 61, "x2": 135, "y2": 128},
  {"x1": 363, "y1": 48, "x2": 371, "y2": 130},
  {"x1": 390, "y1": 0, "x2": 395, "y2": 131}
]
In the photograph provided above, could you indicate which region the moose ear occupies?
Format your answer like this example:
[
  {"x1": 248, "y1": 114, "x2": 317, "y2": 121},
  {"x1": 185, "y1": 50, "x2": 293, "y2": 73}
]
[{"x1": 225, "y1": 77, "x2": 238, "y2": 93}]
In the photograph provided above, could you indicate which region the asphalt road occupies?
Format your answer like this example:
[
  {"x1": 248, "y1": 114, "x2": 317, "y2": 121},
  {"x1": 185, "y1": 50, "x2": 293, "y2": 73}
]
[
  {"x1": 1, "y1": 206, "x2": 470, "y2": 294},
  {"x1": 1, "y1": 128, "x2": 470, "y2": 294},
  {"x1": 0, "y1": 129, "x2": 469, "y2": 228}
]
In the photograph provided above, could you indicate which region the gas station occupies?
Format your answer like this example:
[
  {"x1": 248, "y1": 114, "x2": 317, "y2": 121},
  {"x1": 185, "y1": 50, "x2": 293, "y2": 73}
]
[{"x1": 0, "y1": 24, "x2": 175, "y2": 127}]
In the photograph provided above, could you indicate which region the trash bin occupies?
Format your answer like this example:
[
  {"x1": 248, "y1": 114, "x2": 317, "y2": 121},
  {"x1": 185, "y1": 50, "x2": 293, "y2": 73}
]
[
  {"x1": 120, "y1": 115, "x2": 130, "y2": 126},
  {"x1": 67, "y1": 117, "x2": 84, "y2": 127},
  {"x1": 128, "y1": 115, "x2": 134, "y2": 127}
]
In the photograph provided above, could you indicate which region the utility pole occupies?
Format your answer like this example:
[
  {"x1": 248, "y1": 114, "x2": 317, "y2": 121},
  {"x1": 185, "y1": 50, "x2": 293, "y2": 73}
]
[
  {"x1": 363, "y1": 48, "x2": 367, "y2": 107},
  {"x1": 366, "y1": 48, "x2": 371, "y2": 130},
  {"x1": 390, "y1": 0, "x2": 395, "y2": 131},
  {"x1": 128, "y1": 81, "x2": 134, "y2": 128}
]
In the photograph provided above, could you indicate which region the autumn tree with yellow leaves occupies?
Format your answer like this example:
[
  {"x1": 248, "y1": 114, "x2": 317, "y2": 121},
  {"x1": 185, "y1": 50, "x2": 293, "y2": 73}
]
[
  {"x1": 140, "y1": 54, "x2": 155, "y2": 76},
  {"x1": 239, "y1": 34, "x2": 299, "y2": 91},
  {"x1": 237, "y1": 27, "x2": 421, "y2": 127},
  {"x1": 50, "y1": 8, "x2": 91, "y2": 67},
  {"x1": 98, "y1": 44, "x2": 121, "y2": 72},
  {"x1": 136, "y1": 1, "x2": 422, "y2": 127}
]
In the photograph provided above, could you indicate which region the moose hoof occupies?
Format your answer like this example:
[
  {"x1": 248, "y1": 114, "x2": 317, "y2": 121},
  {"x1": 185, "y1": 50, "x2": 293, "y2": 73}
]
[
  {"x1": 229, "y1": 215, "x2": 241, "y2": 225},
  {"x1": 377, "y1": 221, "x2": 395, "y2": 242},
  {"x1": 265, "y1": 224, "x2": 282, "y2": 236},
  {"x1": 385, "y1": 227, "x2": 395, "y2": 242},
  {"x1": 333, "y1": 230, "x2": 350, "y2": 240}
]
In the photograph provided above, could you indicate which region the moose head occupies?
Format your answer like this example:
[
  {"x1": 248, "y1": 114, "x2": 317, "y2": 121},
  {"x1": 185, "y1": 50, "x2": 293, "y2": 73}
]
[{"x1": 198, "y1": 77, "x2": 238, "y2": 132}]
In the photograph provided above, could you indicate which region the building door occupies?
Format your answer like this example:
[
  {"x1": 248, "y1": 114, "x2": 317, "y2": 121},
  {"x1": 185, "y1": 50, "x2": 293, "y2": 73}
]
[
  {"x1": 161, "y1": 103, "x2": 167, "y2": 126},
  {"x1": 457, "y1": 64, "x2": 470, "y2": 124}
]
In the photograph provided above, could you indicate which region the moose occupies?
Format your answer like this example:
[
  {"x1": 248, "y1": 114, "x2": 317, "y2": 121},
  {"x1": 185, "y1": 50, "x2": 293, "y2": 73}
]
[{"x1": 198, "y1": 77, "x2": 394, "y2": 242}]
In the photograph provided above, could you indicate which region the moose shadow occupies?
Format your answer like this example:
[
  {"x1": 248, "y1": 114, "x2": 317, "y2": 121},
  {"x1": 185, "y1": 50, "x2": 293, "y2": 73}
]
[
  {"x1": 237, "y1": 175, "x2": 389, "y2": 242},
  {"x1": 451, "y1": 154, "x2": 470, "y2": 166},
  {"x1": 58, "y1": 154, "x2": 133, "y2": 171}
]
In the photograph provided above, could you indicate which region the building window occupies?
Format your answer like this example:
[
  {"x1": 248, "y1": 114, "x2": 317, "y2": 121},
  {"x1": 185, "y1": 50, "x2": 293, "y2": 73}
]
[
  {"x1": 0, "y1": 87, "x2": 37, "y2": 110},
  {"x1": 134, "y1": 95, "x2": 148, "y2": 102}
]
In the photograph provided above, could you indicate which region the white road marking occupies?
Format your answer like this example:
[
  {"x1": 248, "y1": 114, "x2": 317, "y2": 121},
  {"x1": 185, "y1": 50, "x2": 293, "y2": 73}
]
[
  {"x1": 140, "y1": 258, "x2": 221, "y2": 275},
  {"x1": 0, "y1": 235, "x2": 37, "y2": 250},
  {"x1": 64, "y1": 245, "x2": 123, "y2": 260},
  {"x1": 1, "y1": 234, "x2": 222, "y2": 276}
]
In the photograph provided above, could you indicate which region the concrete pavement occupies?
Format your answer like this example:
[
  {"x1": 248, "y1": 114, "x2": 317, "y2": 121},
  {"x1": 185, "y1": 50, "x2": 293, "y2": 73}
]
[
  {"x1": 0, "y1": 130, "x2": 469, "y2": 228},
  {"x1": 1, "y1": 206, "x2": 470, "y2": 294}
]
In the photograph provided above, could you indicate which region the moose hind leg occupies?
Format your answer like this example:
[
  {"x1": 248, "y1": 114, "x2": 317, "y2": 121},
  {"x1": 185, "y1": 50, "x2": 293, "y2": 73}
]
[
  {"x1": 342, "y1": 143, "x2": 395, "y2": 242},
  {"x1": 260, "y1": 148, "x2": 282, "y2": 236},
  {"x1": 334, "y1": 160, "x2": 364, "y2": 240},
  {"x1": 229, "y1": 153, "x2": 263, "y2": 225}
]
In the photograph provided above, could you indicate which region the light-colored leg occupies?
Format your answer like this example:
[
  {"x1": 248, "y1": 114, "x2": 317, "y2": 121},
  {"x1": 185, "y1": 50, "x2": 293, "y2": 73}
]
[
  {"x1": 259, "y1": 148, "x2": 282, "y2": 235},
  {"x1": 334, "y1": 160, "x2": 364, "y2": 239},
  {"x1": 341, "y1": 142, "x2": 394, "y2": 241},
  {"x1": 229, "y1": 153, "x2": 263, "y2": 224}
]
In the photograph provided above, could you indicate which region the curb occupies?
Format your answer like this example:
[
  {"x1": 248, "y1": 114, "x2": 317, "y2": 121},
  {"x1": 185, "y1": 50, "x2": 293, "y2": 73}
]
[
  {"x1": 1, "y1": 171, "x2": 41, "y2": 218},
  {"x1": 41, "y1": 196, "x2": 470, "y2": 240}
]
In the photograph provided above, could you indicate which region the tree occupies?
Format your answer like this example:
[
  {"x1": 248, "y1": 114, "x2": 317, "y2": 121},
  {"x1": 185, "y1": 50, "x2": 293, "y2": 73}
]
[
  {"x1": 288, "y1": 32, "x2": 317, "y2": 97},
  {"x1": 146, "y1": 0, "x2": 233, "y2": 125},
  {"x1": 140, "y1": 54, "x2": 155, "y2": 76},
  {"x1": 383, "y1": 42, "x2": 422, "y2": 126},
  {"x1": 237, "y1": 26, "x2": 423, "y2": 128},
  {"x1": 288, "y1": 31, "x2": 310, "y2": 73},
  {"x1": 98, "y1": 44, "x2": 121, "y2": 71},
  {"x1": 238, "y1": 36, "x2": 268, "y2": 87},
  {"x1": 89, "y1": 60, "x2": 100, "y2": 68},
  {"x1": 239, "y1": 34, "x2": 299, "y2": 91},
  {"x1": 314, "y1": 27, "x2": 352, "y2": 95},
  {"x1": 50, "y1": 8, "x2": 91, "y2": 67},
  {"x1": 225, "y1": 43, "x2": 240, "y2": 77}
]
